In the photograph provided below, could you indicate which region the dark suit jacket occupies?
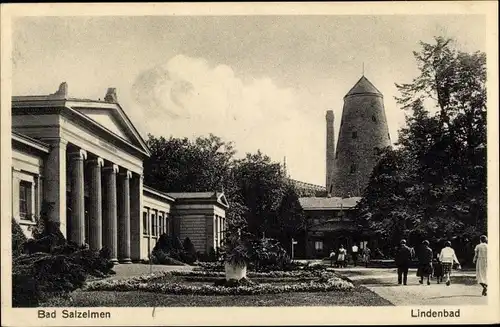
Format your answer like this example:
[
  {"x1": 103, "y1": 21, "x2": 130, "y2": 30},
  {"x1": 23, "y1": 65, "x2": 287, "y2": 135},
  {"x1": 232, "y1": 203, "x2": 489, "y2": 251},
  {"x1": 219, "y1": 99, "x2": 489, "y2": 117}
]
[{"x1": 395, "y1": 245, "x2": 413, "y2": 266}]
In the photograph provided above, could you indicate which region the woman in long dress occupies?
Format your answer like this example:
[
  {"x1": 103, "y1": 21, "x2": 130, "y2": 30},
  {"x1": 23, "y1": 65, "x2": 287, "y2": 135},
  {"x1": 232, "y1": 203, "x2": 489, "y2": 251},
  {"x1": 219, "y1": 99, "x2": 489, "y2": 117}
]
[
  {"x1": 473, "y1": 235, "x2": 488, "y2": 296},
  {"x1": 337, "y1": 245, "x2": 347, "y2": 268}
]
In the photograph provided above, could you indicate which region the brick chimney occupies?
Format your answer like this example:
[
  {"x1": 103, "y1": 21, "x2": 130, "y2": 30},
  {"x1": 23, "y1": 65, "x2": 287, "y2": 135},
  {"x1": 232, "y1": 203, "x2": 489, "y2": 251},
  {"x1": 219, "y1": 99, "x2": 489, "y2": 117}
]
[{"x1": 104, "y1": 88, "x2": 118, "y2": 103}]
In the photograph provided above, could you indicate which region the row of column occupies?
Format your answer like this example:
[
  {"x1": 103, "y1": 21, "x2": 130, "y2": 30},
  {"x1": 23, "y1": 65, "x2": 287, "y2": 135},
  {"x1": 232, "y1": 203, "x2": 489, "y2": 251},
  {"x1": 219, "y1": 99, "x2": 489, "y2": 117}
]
[{"x1": 69, "y1": 149, "x2": 134, "y2": 263}]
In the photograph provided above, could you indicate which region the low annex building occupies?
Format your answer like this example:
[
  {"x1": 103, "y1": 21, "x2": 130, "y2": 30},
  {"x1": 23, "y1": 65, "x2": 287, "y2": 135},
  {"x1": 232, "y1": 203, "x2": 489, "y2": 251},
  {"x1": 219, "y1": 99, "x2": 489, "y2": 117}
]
[
  {"x1": 11, "y1": 82, "x2": 228, "y2": 262},
  {"x1": 299, "y1": 196, "x2": 364, "y2": 258}
]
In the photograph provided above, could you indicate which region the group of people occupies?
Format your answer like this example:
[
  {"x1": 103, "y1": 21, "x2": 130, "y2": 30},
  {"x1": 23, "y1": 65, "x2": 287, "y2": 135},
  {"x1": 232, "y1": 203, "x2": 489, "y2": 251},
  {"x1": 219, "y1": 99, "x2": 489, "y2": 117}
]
[
  {"x1": 395, "y1": 235, "x2": 488, "y2": 296},
  {"x1": 329, "y1": 244, "x2": 371, "y2": 268}
]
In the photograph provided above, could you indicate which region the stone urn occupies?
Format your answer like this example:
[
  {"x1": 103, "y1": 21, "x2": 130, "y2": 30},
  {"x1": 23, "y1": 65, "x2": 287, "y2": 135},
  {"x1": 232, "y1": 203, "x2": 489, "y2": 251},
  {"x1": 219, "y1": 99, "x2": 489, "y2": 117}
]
[{"x1": 224, "y1": 262, "x2": 247, "y2": 281}]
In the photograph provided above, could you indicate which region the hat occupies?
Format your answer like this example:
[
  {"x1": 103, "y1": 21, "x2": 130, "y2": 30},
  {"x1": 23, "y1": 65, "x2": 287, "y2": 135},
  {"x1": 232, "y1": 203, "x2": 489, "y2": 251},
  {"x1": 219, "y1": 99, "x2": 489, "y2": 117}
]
[
  {"x1": 400, "y1": 239, "x2": 406, "y2": 244},
  {"x1": 422, "y1": 240, "x2": 429, "y2": 246}
]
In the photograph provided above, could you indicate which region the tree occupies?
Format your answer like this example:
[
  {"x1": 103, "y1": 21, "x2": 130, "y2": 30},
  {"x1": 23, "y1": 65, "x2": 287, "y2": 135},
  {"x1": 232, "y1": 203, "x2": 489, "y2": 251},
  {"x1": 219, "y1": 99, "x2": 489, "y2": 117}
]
[
  {"x1": 232, "y1": 151, "x2": 287, "y2": 237},
  {"x1": 144, "y1": 134, "x2": 236, "y2": 193},
  {"x1": 357, "y1": 36, "x2": 487, "y2": 251}
]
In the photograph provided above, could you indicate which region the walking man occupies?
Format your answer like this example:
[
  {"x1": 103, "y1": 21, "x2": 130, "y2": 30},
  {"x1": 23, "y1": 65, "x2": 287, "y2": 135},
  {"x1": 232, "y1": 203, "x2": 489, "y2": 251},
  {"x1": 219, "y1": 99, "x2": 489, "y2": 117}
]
[
  {"x1": 439, "y1": 241, "x2": 461, "y2": 286},
  {"x1": 352, "y1": 243, "x2": 359, "y2": 267},
  {"x1": 395, "y1": 239, "x2": 413, "y2": 285}
]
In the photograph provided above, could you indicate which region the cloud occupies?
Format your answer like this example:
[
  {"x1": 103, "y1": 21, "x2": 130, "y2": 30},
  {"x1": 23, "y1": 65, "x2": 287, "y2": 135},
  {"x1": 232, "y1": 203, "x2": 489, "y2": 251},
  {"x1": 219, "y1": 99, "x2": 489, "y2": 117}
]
[{"x1": 130, "y1": 54, "x2": 325, "y2": 184}]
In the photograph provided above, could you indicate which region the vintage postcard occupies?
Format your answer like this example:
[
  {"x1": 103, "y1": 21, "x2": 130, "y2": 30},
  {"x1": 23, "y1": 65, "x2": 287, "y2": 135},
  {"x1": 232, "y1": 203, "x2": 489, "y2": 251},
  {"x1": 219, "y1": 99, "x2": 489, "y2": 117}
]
[{"x1": 1, "y1": 1, "x2": 499, "y2": 326}]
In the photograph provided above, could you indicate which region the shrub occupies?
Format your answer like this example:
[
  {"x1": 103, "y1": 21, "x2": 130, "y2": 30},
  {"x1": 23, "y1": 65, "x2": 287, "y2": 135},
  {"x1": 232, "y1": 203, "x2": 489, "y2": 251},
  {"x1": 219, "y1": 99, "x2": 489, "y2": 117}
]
[
  {"x1": 13, "y1": 253, "x2": 87, "y2": 307},
  {"x1": 181, "y1": 237, "x2": 197, "y2": 264},
  {"x1": 152, "y1": 234, "x2": 189, "y2": 264},
  {"x1": 12, "y1": 201, "x2": 115, "y2": 306},
  {"x1": 248, "y1": 238, "x2": 291, "y2": 272},
  {"x1": 150, "y1": 250, "x2": 186, "y2": 266},
  {"x1": 12, "y1": 219, "x2": 27, "y2": 259}
]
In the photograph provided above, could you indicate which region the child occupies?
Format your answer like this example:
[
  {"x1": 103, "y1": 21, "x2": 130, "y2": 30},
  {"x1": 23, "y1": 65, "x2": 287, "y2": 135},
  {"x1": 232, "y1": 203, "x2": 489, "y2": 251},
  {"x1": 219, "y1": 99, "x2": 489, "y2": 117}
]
[{"x1": 433, "y1": 255, "x2": 444, "y2": 284}]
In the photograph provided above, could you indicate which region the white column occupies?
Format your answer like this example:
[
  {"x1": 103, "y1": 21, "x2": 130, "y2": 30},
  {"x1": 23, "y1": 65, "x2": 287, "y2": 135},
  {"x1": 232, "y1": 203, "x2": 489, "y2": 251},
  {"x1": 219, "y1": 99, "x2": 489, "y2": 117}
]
[
  {"x1": 88, "y1": 157, "x2": 104, "y2": 251},
  {"x1": 118, "y1": 170, "x2": 132, "y2": 263},
  {"x1": 103, "y1": 164, "x2": 119, "y2": 262},
  {"x1": 44, "y1": 139, "x2": 68, "y2": 236},
  {"x1": 69, "y1": 149, "x2": 87, "y2": 245},
  {"x1": 130, "y1": 172, "x2": 143, "y2": 262}
]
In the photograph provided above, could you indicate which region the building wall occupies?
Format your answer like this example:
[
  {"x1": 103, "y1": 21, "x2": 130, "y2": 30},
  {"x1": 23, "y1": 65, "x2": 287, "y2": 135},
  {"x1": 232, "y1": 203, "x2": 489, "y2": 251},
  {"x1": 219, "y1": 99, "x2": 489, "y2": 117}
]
[
  {"x1": 12, "y1": 147, "x2": 44, "y2": 237},
  {"x1": 172, "y1": 203, "x2": 226, "y2": 253},
  {"x1": 142, "y1": 193, "x2": 172, "y2": 260},
  {"x1": 332, "y1": 93, "x2": 390, "y2": 197}
]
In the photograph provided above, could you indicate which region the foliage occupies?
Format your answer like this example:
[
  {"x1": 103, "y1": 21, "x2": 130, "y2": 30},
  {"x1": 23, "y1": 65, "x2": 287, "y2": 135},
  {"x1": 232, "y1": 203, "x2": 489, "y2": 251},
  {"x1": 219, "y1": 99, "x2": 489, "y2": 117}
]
[
  {"x1": 12, "y1": 218, "x2": 27, "y2": 259},
  {"x1": 357, "y1": 36, "x2": 487, "y2": 250},
  {"x1": 150, "y1": 250, "x2": 186, "y2": 266},
  {"x1": 143, "y1": 135, "x2": 305, "y2": 246},
  {"x1": 12, "y1": 201, "x2": 115, "y2": 307},
  {"x1": 182, "y1": 237, "x2": 198, "y2": 264},
  {"x1": 247, "y1": 238, "x2": 291, "y2": 272}
]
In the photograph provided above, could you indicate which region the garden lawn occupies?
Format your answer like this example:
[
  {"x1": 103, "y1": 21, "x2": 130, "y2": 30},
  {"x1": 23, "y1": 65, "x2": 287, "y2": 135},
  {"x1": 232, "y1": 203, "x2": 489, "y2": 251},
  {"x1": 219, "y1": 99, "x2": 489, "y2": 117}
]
[{"x1": 43, "y1": 285, "x2": 393, "y2": 307}]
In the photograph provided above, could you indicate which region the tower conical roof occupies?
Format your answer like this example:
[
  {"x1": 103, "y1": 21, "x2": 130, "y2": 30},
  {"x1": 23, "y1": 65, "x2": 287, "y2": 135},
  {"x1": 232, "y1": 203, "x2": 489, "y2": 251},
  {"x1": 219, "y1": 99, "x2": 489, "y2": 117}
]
[{"x1": 345, "y1": 76, "x2": 382, "y2": 97}]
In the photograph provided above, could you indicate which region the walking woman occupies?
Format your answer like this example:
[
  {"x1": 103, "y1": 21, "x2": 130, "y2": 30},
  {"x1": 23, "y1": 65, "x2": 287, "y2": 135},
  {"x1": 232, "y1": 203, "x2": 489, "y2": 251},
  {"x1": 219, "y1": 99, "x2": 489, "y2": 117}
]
[
  {"x1": 337, "y1": 245, "x2": 347, "y2": 268},
  {"x1": 417, "y1": 240, "x2": 433, "y2": 285},
  {"x1": 439, "y1": 241, "x2": 461, "y2": 286},
  {"x1": 473, "y1": 235, "x2": 488, "y2": 296}
]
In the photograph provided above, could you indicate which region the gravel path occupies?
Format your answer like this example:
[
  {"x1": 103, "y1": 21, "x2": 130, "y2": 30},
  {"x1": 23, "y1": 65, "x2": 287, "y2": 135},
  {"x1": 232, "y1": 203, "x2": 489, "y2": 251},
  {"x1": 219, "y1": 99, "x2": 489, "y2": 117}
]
[{"x1": 335, "y1": 267, "x2": 488, "y2": 306}]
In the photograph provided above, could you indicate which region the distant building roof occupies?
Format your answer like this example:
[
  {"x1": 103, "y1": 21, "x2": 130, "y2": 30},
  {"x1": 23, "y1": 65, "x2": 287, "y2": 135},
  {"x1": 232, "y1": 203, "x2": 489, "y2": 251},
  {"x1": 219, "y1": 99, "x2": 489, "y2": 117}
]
[
  {"x1": 166, "y1": 192, "x2": 229, "y2": 208},
  {"x1": 12, "y1": 131, "x2": 50, "y2": 153},
  {"x1": 299, "y1": 197, "x2": 362, "y2": 210},
  {"x1": 345, "y1": 76, "x2": 382, "y2": 98},
  {"x1": 288, "y1": 178, "x2": 326, "y2": 191}
]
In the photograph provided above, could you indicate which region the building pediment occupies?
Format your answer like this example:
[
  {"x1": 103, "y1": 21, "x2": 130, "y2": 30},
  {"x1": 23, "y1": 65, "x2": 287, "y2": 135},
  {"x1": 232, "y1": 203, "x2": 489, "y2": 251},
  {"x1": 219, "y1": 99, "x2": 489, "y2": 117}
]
[{"x1": 12, "y1": 83, "x2": 151, "y2": 158}]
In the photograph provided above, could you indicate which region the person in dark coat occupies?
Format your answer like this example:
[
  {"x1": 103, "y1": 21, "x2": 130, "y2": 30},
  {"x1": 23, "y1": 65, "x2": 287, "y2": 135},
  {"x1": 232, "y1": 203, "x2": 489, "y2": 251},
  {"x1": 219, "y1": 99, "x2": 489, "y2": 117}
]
[
  {"x1": 433, "y1": 253, "x2": 444, "y2": 284},
  {"x1": 417, "y1": 240, "x2": 433, "y2": 285},
  {"x1": 395, "y1": 239, "x2": 413, "y2": 285}
]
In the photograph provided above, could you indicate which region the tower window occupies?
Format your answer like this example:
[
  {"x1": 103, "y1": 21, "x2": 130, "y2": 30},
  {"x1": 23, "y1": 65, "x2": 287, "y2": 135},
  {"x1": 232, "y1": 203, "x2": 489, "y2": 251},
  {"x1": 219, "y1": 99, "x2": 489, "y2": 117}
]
[
  {"x1": 388, "y1": 133, "x2": 391, "y2": 140},
  {"x1": 350, "y1": 164, "x2": 357, "y2": 174},
  {"x1": 372, "y1": 115, "x2": 377, "y2": 122},
  {"x1": 335, "y1": 151, "x2": 338, "y2": 159},
  {"x1": 352, "y1": 131, "x2": 357, "y2": 139}
]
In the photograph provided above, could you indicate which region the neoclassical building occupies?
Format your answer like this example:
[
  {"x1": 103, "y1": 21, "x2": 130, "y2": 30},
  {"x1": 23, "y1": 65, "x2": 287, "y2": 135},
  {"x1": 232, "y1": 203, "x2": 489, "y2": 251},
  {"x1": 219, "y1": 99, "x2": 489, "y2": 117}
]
[{"x1": 11, "y1": 82, "x2": 228, "y2": 262}]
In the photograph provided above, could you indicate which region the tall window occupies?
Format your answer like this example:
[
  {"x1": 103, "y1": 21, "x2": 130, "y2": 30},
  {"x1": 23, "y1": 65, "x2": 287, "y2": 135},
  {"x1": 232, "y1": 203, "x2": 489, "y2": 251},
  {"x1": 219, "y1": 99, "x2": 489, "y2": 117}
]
[
  {"x1": 315, "y1": 241, "x2": 323, "y2": 251},
  {"x1": 151, "y1": 214, "x2": 157, "y2": 236},
  {"x1": 19, "y1": 181, "x2": 32, "y2": 220},
  {"x1": 350, "y1": 164, "x2": 357, "y2": 174},
  {"x1": 159, "y1": 215, "x2": 164, "y2": 236},
  {"x1": 164, "y1": 213, "x2": 169, "y2": 235},
  {"x1": 143, "y1": 212, "x2": 149, "y2": 234},
  {"x1": 372, "y1": 115, "x2": 377, "y2": 122},
  {"x1": 352, "y1": 131, "x2": 357, "y2": 139}
]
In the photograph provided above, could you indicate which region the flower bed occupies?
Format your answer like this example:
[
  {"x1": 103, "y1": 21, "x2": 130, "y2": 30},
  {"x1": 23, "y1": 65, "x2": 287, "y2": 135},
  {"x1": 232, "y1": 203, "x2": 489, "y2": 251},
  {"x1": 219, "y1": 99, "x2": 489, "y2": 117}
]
[
  {"x1": 84, "y1": 270, "x2": 354, "y2": 295},
  {"x1": 171, "y1": 270, "x2": 326, "y2": 278},
  {"x1": 84, "y1": 277, "x2": 353, "y2": 295}
]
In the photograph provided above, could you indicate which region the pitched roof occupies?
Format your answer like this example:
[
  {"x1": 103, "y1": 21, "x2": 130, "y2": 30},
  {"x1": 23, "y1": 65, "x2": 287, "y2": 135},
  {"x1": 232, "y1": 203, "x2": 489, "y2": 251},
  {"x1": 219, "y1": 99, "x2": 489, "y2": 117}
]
[
  {"x1": 166, "y1": 192, "x2": 229, "y2": 208},
  {"x1": 299, "y1": 197, "x2": 362, "y2": 210},
  {"x1": 345, "y1": 76, "x2": 382, "y2": 97},
  {"x1": 12, "y1": 131, "x2": 50, "y2": 153}
]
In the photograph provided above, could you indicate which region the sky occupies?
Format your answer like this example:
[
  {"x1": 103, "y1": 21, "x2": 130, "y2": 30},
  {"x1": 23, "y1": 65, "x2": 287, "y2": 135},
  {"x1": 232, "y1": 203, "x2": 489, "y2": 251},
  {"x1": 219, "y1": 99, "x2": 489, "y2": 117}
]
[{"x1": 12, "y1": 14, "x2": 486, "y2": 186}]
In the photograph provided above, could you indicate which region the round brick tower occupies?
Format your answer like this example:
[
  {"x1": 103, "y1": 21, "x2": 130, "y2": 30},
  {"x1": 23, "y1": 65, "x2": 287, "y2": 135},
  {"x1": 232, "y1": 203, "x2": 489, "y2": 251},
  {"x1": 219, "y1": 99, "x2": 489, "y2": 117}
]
[{"x1": 329, "y1": 76, "x2": 391, "y2": 197}]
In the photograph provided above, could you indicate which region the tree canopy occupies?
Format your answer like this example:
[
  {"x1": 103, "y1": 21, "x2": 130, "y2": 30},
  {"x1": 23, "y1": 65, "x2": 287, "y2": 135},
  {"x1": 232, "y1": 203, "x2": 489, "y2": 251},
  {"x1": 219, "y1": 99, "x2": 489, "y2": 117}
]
[
  {"x1": 356, "y1": 37, "x2": 487, "y2": 247},
  {"x1": 144, "y1": 134, "x2": 305, "y2": 249}
]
